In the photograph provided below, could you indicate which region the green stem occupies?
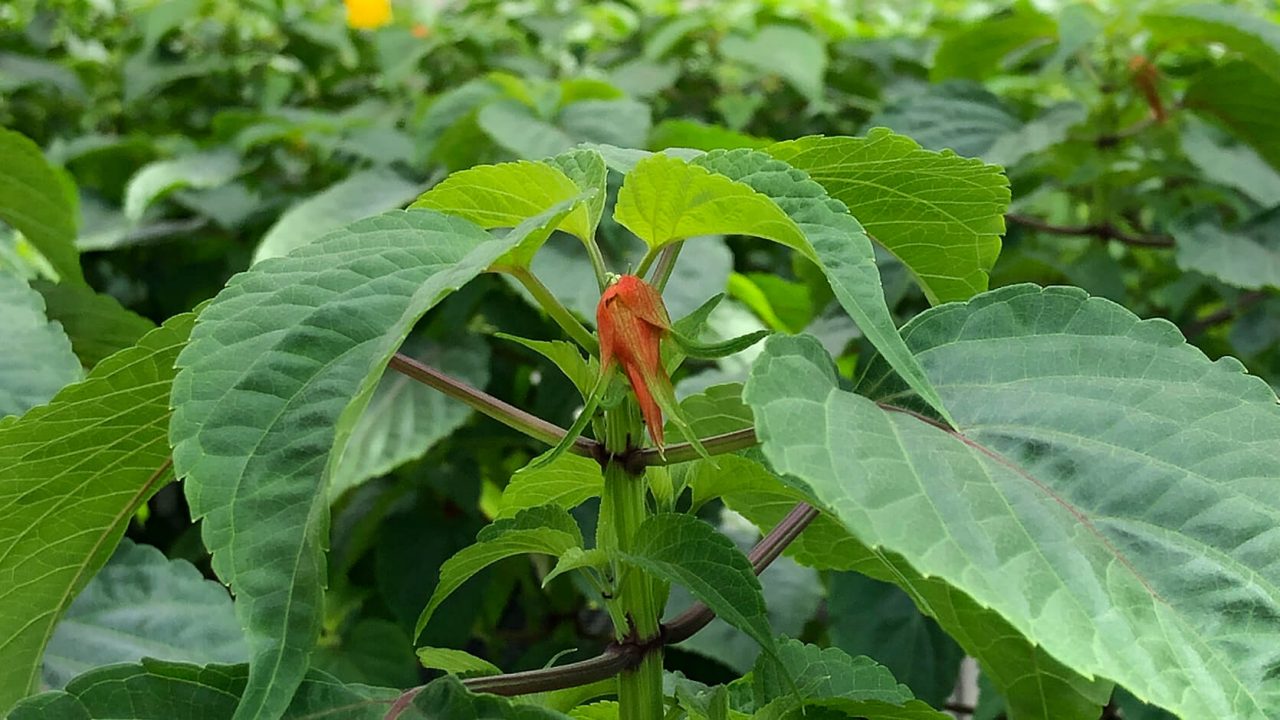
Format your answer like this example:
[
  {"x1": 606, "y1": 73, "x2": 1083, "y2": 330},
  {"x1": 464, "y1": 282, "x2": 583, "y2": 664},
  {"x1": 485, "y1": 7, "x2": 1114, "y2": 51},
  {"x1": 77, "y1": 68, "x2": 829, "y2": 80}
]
[
  {"x1": 597, "y1": 404, "x2": 664, "y2": 720},
  {"x1": 649, "y1": 242, "x2": 684, "y2": 292},
  {"x1": 508, "y1": 267, "x2": 599, "y2": 356},
  {"x1": 581, "y1": 235, "x2": 611, "y2": 292}
]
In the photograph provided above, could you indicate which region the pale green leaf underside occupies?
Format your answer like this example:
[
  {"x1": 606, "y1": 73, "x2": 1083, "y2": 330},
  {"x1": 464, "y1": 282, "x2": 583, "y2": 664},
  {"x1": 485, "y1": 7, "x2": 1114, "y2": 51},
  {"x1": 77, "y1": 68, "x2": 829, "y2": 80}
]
[
  {"x1": 767, "y1": 130, "x2": 1010, "y2": 305},
  {"x1": 693, "y1": 148, "x2": 953, "y2": 427},
  {"x1": 0, "y1": 274, "x2": 81, "y2": 418},
  {"x1": 42, "y1": 539, "x2": 246, "y2": 689},
  {"x1": 621, "y1": 513, "x2": 778, "y2": 663},
  {"x1": 691, "y1": 455, "x2": 1108, "y2": 720},
  {"x1": 169, "y1": 207, "x2": 569, "y2": 720},
  {"x1": 0, "y1": 312, "x2": 192, "y2": 714},
  {"x1": 0, "y1": 127, "x2": 83, "y2": 284},
  {"x1": 9, "y1": 659, "x2": 404, "y2": 720},
  {"x1": 614, "y1": 152, "x2": 817, "y2": 261},
  {"x1": 415, "y1": 505, "x2": 583, "y2": 639},
  {"x1": 747, "y1": 285, "x2": 1280, "y2": 719}
]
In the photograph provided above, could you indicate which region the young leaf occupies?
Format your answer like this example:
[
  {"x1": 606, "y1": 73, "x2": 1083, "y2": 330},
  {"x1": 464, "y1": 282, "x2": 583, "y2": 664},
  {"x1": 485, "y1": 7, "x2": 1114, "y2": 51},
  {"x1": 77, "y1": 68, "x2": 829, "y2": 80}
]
[
  {"x1": 0, "y1": 127, "x2": 83, "y2": 284},
  {"x1": 751, "y1": 638, "x2": 949, "y2": 720},
  {"x1": 767, "y1": 130, "x2": 1010, "y2": 305},
  {"x1": 414, "y1": 505, "x2": 584, "y2": 639},
  {"x1": 670, "y1": 328, "x2": 770, "y2": 360},
  {"x1": 613, "y1": 153, "x2": 818, "y2": 261},
  {"x1": 498, "y1": 453, "x2": 604, "y2": 519},
  {"x1": 496, "y1": 332, "x2": 598, "y2": 400},
  {"x1": 619, "y1": 513, "x2": 779, "y2": 666},
  {"x1": 543, "y1": 547, "x2": 611, "y2": 587},
  {"x1": 693, "y1": 147, "x2": 956, "y2": 427},
  {"x1": 528, "y1": 364, "x2": 614, "y2": 470},
  {"x1": 0, "y1": 312, "x2": 192, "y2": 713},
  {"x1": 416, "y1": 647, "x2": 502, "y2": 677},
  {"x1": 42, "y1": 540, "x2": 246, "y2": 689},
  {"x1": 746, "y1": 285, "x2": 1280, "y2": 720},
  {"x1": 0, "y1": 274, "x2": 82, "y2": 417},
  {"x1": 168, "y1": 205, "x2": 574, "y2": 720}
]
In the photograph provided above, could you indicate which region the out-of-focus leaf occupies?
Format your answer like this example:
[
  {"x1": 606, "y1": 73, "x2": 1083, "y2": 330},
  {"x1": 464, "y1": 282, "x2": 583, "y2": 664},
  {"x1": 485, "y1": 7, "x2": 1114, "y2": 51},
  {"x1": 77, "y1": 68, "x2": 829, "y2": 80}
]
[
  {"x1": 123, "y1": 150, "x2": 241, "y2": 222},
  {"x1": 1145, "y1": 4, "x2": 1280, "y2": 82},
  {"x1": 1181, "y1": 118, "x2": 1280, "y2": 207},
  {"x1": 932, "y1": 9, "x2": 1056, "y2": 81},
  {"x1": 1185, "y1": 61, "x2": 1280, "y2": 169},
  {"x1": 0, "y1": 127, "x2": 83, "y2": 284},
  {"x1": 0, "y1": 274, "x2": 81, "y2": 417},
  {"x1": 721, "y1": 25, "x2": 827, "y2": 102},
  {"x1": 1173, "y1": 210, "x2": 1280, "y2": 290},
  {"x1": 34, "y1": 280, "x2": 155, "y2": 369}
]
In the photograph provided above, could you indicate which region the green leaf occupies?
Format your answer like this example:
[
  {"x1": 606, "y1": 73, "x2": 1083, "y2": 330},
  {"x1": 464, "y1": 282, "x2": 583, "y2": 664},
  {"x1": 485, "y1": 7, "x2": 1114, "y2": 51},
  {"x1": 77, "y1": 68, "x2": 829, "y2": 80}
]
[
  {"x1": 9, "y1": 659, "x2": 404, "y2": 720},
  {"x1": 932, "y1": 9, "x2": 1056, "y2": 81},
  {"x1": 42, "y1": 540, "x2": 246, "y2": 689},
  {"x1": 253, "y1": 167, "x2": 423, "y2": 263},
  {"x1": 411, "y1": 160, "x2": 595, "y2": 249},
  {"x1": 311, "y1": 618, "x2": 418, "y2": 688},
  {"x1": 479, "y1": 100, "x2": 576, "y2": 159},
  {"x1": 0, "y1": 274, "x2": 82, "y2": 417},
  {"x1": 416, "y1": 646, "x2": 502, "y2": 677},
  {"x1": 692, "y1": 148, "x2": 955, "y2": 427},
  {"x1": 720, "y1": 25, "x2": 827, "y2": 102},
  {"x1": 613, "y1": 153, "x2": 817, "y2": 261},
  {"x1": 1145, "y1": 4, "x2": 1280, "y2": 83},
  {"x1": 329, "y1": 333, "x2": 489, "y2": 500},
  {"x1": 499, "y1": 453, "x2": 604, "y2": 519},
  {"x1": 34, "y1": 280, "x2": 155, "y2": 369},
  {"x1": 558, "y1": 99, "x2": 652, "y2": 151},
  {"x1": 545, "y1": 147, "x2": 609, "y2": 242},
  {"x1": 0, "y1": 127, "x2": 82, "y2": 284},
  {"x1": 411, "y1": 675, "x2": 574, "y2": 719},
  {"x1": 123, "y1": 150, "x2": 240, "y2": 222},
  {"x1": 868, "y1": 82, "x2": 1021, "y2": 160},
  {"x1": 672, "y1": 328, "x2": 770, "y2": 360},
  {"x1": 767, "y1": 130, "x2": 1010, "y2": 305},
  {"x1": 415, "y1": 505, "x2": 583, "y2": 639},
  {"x1": 0, "y1": 312, "x2": 192, "y2": 713},
  {"x1": 827, "y1": 572, "x2": 964, "y2": 707},
  {"x1": 168, "y1": 207, "x2": 571, "y2": 720},
  {"x1": 544, "y1": 547, "x2": 611, "y2": 587},
  {"x1": 1174, "y1": 211, "x2": 1280, "y2": 290},
  {"x1": 693, "y1": 455, "x2": 1108, "y2": 720},
  {"x1": 1181, "y1": 118, "x2": 1280, "y2": 207},
  {"x1": 1184, "y1": 60, "x2": 1280, "y2": 170},
  {"x1": 747, "y1": 285, "x2": 1280, "y2": 720},
  {"x1": 620, "y1": 513, "x2": 779, "y2": 663},
  {"x1": 649, "y1": 119, "x2": 771, "y2": 152},
  {"x1": 751, "y1": 639, "x2": 949, "y2": 720},
  {"x1": 496, "y1": 333, "x2": 598, "y2": 400},
  {"x1": 726, "y1": 273, "x2": 813, "y2": 334}
]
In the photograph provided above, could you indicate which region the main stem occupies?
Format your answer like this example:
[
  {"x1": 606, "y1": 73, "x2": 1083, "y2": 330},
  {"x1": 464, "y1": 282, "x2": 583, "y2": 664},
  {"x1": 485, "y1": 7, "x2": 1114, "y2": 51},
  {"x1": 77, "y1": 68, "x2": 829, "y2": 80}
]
[{"x1": 597, "y1": 406, "x2": 664, "y2": 720}]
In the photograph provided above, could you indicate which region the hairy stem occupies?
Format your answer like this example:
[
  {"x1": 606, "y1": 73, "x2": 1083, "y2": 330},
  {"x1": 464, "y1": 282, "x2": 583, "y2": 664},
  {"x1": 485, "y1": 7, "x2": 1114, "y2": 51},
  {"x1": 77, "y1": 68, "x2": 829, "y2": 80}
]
[
  {"x1": 508, "y1": 267, "x2": 599, "y2": 355},
  {"x1": 388, "y1": 353, "x2": 597, "y2": 455},
  {"x1": 648, "y1": 242, "x2": 684, "y2": 292},
  {"x1": 637, "y1": 428, "x2": 757, "y2": 466}
]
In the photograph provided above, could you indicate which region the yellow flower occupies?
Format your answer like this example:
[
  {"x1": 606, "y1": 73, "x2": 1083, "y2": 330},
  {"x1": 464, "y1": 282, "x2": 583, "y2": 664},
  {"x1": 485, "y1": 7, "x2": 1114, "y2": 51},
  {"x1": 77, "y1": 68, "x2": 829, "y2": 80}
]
[{"x1": 344, "y1": 0, "x2": 391, "y2": 30}]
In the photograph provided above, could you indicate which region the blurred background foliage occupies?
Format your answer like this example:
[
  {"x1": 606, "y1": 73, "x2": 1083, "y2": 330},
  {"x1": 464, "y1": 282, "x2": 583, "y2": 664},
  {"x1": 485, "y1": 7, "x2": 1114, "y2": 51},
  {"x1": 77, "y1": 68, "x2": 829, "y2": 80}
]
[{"x1": 4, "y1": 0, "x2": 1280, "y2": 716}]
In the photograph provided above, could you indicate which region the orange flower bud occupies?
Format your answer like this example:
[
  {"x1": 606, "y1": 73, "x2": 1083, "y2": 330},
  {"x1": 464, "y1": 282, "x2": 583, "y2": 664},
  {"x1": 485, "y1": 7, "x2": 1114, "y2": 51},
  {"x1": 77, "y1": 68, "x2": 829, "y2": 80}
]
[
  {"x1": 1129, "y1": 55, "x2": 1166, "y2": 123},
  {"x1": 597, "y1": 274, "x2": 673, "y2": 449}
]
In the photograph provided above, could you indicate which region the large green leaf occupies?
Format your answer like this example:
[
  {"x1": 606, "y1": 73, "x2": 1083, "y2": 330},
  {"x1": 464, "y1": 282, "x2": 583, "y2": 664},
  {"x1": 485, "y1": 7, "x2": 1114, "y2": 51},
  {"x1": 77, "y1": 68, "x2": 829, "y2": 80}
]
[
  {"x1": 34, "y1": 280, "x2": 154, "y2": 370},
  {"x1": 414, "y1": 505, "x2": 583, "y2": 638},
  {"x1": 168, "y1": 206, "x2": 571, "y2": 720},
  {"x1": 329, "y1": 332, "x2": 489, "y2": 500},
  {"x1": 0, "y1": 274, "x2": 81, "y2": 417},
  {"x1": 0, "y1": 127, "x2": 82, "y2": 284},
  {"x1": 621, "y1": 513, "x2": 778, "y2": 663},
  {"x1": 746, "y1": 285, "x2": 1280, "y2": 719},
  {"x1": 253, "y1": 167, "x2": 423, "y2": 263},
  {"x1": 692, "y1": 148, "x2": 953, "y2": 427},
  {"x1": 0, "y1": 312, "x2": 192, "y2": 713},
  {"x1": 613, "y1": 152, "x2": 817, "y2": 261},
  {"x1": 767, "y1": 130, "x2": 1010, "y2": 305},
  {"x1": 1184, "y1": 61, "x2": 1280, "y2": 170},
  {"x1": 42, "y1": 540, "x2": 246, "y2": 689},
  {"x1": 9, "y1": 659, "x2": 404, "y2": 720},
  {"x1": 1144, "y1": 4, "x2": 1280, "y2": 83},
  {"x1": 688, "y1": 455, "x2": 1107, "y2": 720},
  {"x1": 750, "y1": 639, "x2": 948, "y2": 720}
]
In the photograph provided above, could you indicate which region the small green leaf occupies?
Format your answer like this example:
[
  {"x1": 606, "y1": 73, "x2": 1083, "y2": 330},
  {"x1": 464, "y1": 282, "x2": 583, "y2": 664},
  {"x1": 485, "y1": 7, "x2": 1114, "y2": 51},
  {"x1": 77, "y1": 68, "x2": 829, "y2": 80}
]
[
  {"x1": 614, "y1": 153, "x2": 817, "y2": 261},
  {"x1": 0, "y1": 274, "x2": 82, "y2": 417},
  {"x1": 649, "y1": 119, "x2": 771, "y2": 152},
  {"x1": 416, "y1": 647, "x2": 502, "y2": 677},
  {"x1": 545, "y1": 147, "x2": 609, "y2": 241},
  {"x1": 123, "y1": 150, "x2": 240, "y2": 222},
  {"x1": 544, "y1": 547, "x2": 611, "y2": 587},
  {"x1": 412, "y1": 675, "x2": 574, "y2": 719},
  {"x1": 498, "y1": 453, "x2": 604, "y2": 519},
  {"x1": 415, "y1": 506, "x2": 584, "y2": 639},
  {"x1": 752, "y1": 638, "x2": 949, "y2": 720},
  {"x1": 497, "y1": 332, "x2": 598, "y2": 400},
  {"x1": 671, "y1": 328, "x2": 770, "y2": 360},
  {"x1": 620, "y1": 513, "x2": 778, "y2": 663},
  {"x1": 0, "y1": 127, "x2": 83, "y2": 284},
  {"x1": 42, "y1": 540, "x2": 246, "y2": 689}
]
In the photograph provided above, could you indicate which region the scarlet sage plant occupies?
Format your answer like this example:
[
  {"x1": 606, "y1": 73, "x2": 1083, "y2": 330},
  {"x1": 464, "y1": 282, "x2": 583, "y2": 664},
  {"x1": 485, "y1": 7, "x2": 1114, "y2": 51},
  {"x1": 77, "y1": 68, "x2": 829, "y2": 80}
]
[{"x1": 6, "y1": 136, "x2": 1280, "y2": 720}]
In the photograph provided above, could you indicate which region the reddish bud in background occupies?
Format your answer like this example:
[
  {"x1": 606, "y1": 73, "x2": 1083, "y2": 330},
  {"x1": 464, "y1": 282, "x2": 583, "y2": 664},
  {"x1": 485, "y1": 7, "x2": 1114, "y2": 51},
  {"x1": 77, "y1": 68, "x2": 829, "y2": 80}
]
[
  {"x1": 1129, "y1": 55, "x2": 1167, "y2": 124},
  {"x1": 597, "y1": 274, "x2": 673, "y2": 449}
]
